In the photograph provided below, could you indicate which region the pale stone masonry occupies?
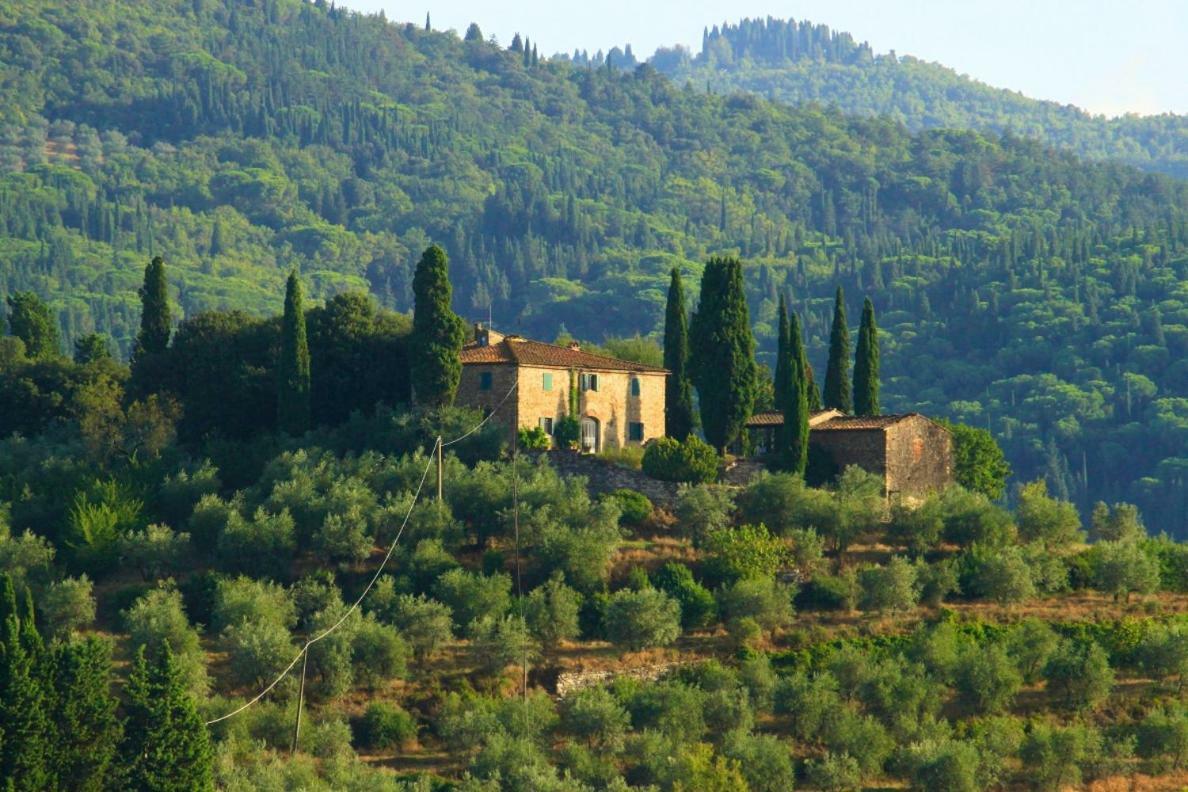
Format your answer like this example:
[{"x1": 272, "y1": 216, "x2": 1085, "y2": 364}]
[{"x1": 457, "y1": 325, "x2": 668, "y2": 452}]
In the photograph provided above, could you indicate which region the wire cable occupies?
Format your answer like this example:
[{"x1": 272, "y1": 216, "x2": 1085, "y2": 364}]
[
  {"x1": 206, "y1": 440, "x2": 438, "y2": 726},
  {"x1": 441, "y1": 380, "x2": 518, "y2": 447}
]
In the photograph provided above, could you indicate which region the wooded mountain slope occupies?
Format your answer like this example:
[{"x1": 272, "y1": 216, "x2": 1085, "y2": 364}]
[
  {"x1": 0, "y1": 0, "x2": 1186, "y2": 531},
  {"x1": 640, "y1": 17, "x2": 1188, "y2": 178}
]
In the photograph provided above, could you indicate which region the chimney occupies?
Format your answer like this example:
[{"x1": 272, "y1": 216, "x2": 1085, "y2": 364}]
[
  {"x1": 567, "y1": 341, "x2": 581, "y2": 351},
  {"x1": 474, "y1": 322, "x2": 504, "y2": 347}
]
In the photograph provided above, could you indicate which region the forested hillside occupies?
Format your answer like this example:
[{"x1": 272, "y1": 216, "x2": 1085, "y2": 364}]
[
  {"x1": 643, "y1": 17, "x2": 1188, "y2": 178},
  {"x1": 0, "y1": 0, "x2": 1187, "y2": 532}
]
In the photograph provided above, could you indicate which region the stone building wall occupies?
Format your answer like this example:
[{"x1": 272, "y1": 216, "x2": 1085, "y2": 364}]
[
  {"x1": 885, "y1": 416, "x2": 953, "y2": 500},
  {"x1": 456, "y1": 363, "x2": 519, "y2": 430},
  {"x1": 811, "y1": 429, "x2": 887, "y2": 482},
  {"x1": 574, "y1": 368, "x2": 666, "y2": 450}
]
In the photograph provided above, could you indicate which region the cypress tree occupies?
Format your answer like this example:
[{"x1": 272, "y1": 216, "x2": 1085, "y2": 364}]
[
  {"x1": 807, "y1": 363, "x2": 823, "y2": 412},
  {"x1": 277, "y1": 270, "x2": 311, "y2": 434},
  {"x1": 5, "y1": 291, "x2": 61, "y2": 360},
  {"x1": 410, "y1": 245, "x2": 466, "y2": 407},
  {"x1": 773, "y1": 294, "x2": 792, "y2": 420},
  {"x1": 0, "y1": 579, "x2": 51, "y2": 791},
  {"x1": 122, "y1": 644, "x2": 214, "y2": 792},
  {"x1": 690, "y1": 256, "x2": 756, "y2": 453},
  {"x1": 822, "y1": 286, "x2": 852, "y2": 413},
  {"x1": 50, "y1": 637, "x2": 121, "y2": 792},
  {"x1": 134, "y1": 256, "x2": 171, "y2": 360},
  {"x1": 663, "y1": 267, "x2": 696, "y2": 441},
  {"x1": 853, "y1": 297, "x2": 880, "y2": 416},
  {"x1": 783, "y1": 311, "x2": 810, "y2": 476}
]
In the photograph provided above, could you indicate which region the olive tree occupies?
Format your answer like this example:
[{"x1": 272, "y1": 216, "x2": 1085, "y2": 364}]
[{"x1": 604, "y1": 588, "x2": 682, "y2": 651}]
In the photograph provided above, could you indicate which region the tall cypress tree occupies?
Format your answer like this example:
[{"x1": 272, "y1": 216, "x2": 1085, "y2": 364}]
[
  {"x1": 277, "y1": 270, "x2": 311, "y2": 434},
  {"x1": 663, "y1": 267, "x2": 696, "y2": 441},
  {"x1": 783, "y1": 311, "x2": 810, "y2": 475},
  {"x1": 772, "y1": 293, "x2": 794, "y2": 452},
  {"x1": 822, "y1": 286, "x2": 852, "y2": 413},
  {"x1": 690, "y1": 257, "x2": 756, "y2": 453},
  {"x1": 0, "y1": 578, "x2": 51, "y2": 792},
  {"x1": 410, "y1": 245, "x2": 466, "y2": 407},
  {"x1": 122, "y1": 643, "x2": 214, "y2": 792},
  {"x1": 853, "y1": 297, "x2": 880, "y2": 416},
  {"x1": 134, "y1": 256, "x2": 171, "y2": 360},
  {"x1": 5, "y1": 291, "x2": 61, "y2": 360},
  {"x1": 50, "y1": 637, "x2": 121, "y2": 792}
]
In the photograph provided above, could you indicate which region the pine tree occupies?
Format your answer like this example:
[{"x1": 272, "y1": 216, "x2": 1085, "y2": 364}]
[
  {"x1": 50, "y1": 637, "x2": 121, "y2": 791},
  {"x1": 5, "y1": 291, "x2": 61, "y2": 360},
  {"x1": 784, "y1": 311, "x2": 811, "y2": 475},
  {"x1": 410, "y1": 245, "x2": 466, "y2": 407},
  {"x1": 663, "y1": 267, "x2": 696, "y2": 441},
  {"x1": 122, "y1": 644, "x2": 214, "y2": 792},
  {"x1": 277, "y1": 270, "x2": 311, "y2": 434},
  {"x1": 822, "y1": 286, "x2": 852, "y2": 413},
  {"x1": 690, "y1": 257, "x2": 756, "y2": 452},
  {"x1": 134, "y1": 256, "x2": 171, "y2": 359},
  {"x1": 853, "y1": 297, "x2": 880, "y2": 416},
  {"x1": 0, "y1": 578, "x2": 51, "y2": 791}
]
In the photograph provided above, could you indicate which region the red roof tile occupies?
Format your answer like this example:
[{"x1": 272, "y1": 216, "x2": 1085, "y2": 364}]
[
  {"x1": 746, "y1": 409, "x2": 844, "y2": 428},
  {"x1": 460, "y1": 337, "x2": 667, "y2": 373},
  {"x1": 813, "y1": 414, "x2": 921, "y2": 431}
]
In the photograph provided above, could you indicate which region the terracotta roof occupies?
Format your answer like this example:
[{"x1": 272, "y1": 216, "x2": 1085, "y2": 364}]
[
  {"x1": 813, "y1": 413, "x2": 921, "y2": 431},
  {"x1": 460, "y1": 337, "x2": 668, "y2": 373},
  {"x1": 746, "y1": 409, "x2": 844, "y2": 428}
]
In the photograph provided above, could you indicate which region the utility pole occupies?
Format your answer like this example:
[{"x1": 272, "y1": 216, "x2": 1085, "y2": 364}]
[
  {"x1": 436, "y1": 435, "x2": 444, "y2": 501},
  {"x1": 291, "y1": 649, "x2": 308, "y2": 756}
]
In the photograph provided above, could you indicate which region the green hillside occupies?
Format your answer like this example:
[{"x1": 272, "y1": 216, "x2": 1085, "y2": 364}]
[
  {"x1": 0, "y1": 0, "x2": 1186, "y2": 531},
  {"x1": 644, "y1": 17, "x2": 1188, "y2": 178}
]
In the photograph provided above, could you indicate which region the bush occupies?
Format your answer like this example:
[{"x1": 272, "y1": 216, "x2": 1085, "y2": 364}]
[
  {"x1": 652, "y1": 562, "x2": 717, "y2": 630},
  {"x1": 517, "y1": 426, "x2": 551, "y2": 450},
  {"x1": 717, "y1": 577, "x2": 796, "y2": 634},
  {"x1": 673, "y1": 484, "x2": 735, "y2": 543},
  {"x1": 702, "y1": 523, "x2": 786, "y2": 585},
  {"x1": 355, "y1": 702, "x2": 417, "y2": 750},
  {"x1": 858, "y1": 556, "x2": 919, "y2": 613},
  {"x1": 553, "y1": 416, "x2": 580, "y2": 449},
  {"x1": 351, "y1": 617, "x2": 410, "y2": 690},
  {"x1": 606, "y1": 489, "x2": 652, "y2": 526},
  {"x1": 641, "y1": 436, "x2": 719, "y2": 484}
]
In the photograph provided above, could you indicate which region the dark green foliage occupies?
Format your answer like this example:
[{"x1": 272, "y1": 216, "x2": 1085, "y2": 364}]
[
  {"x1": 772, "y1": 294, "x2": 792, "y2": 436},
  {"x1": 941, "y1": 420, "x2": 1012, "y2": 500},
  {"x1": 73, "y1": 333, "x2": 113, "y2": 365},
  {"x1": 822, "y1": 286, "x2": 851, "y2": 413},
  {"x1": 1044, "y1": 640, "x2": 1114, "y2": 712},
  {"x1": 409, "y1": 245, "x2": 466, "y2": 407},
  {"x1": 0, "y1": 578, "x2": 51, "y2": 791},
  {"x1": 607, "y1": 488, "x2": 652, "y2": 525},
  {"x1": 277, "y1": 270, "x2": 311, "y2": 434},
  {"x1": 663, "y1": 267, "x2": 696, "y2": 441},
  {"x1": 652, "y1": 562, "x2": 717, "y2": 630},
  {"x1": 5, "y1": 291, "x2": 60, "y2": 360},
  {"x1": 603, "y1": 588, "x2": 681, "y2": 650},
  {"x1": 690, "y1": 257, "x2": 756, "y2": 451},
  {"x1": 517, "y1": 425, "x2": 550, "y2": 450},
  {"x1": 121, "y1": 643, "x2": 214, "y2": 791},
  {"x1": 135, "y1": 257, "x2": 172, "y2": 358},
  {"x1": 852, "y1": 297, "x2": 879, "y2": 416},
  {"x1": 778, "y1": 310, "x2": 810, "y2": 475},
  {"x1": 354, "y1": 701, "x2": 417, "y2": 750},
  {"x1": 49, "y1": 637, "x2": 122, "y2": 791},
  {"x1": 641, "y1": 435, "x2": 719, "y2": 484}
]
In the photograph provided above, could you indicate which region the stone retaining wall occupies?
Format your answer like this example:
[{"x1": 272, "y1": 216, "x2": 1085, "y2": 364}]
[{"x1": 526, "y1": 450, "x2": 681, "y2": 509}]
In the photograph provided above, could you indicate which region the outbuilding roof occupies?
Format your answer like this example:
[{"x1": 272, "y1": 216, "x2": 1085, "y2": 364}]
[{"x1": 745, "y1": 409, "x2": 845, "y2": 428}]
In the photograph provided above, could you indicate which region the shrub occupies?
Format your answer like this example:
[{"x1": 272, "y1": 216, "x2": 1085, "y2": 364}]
[
  {"x1": 641, "y1": 436, "x2": 719, "y2": 484},
  {"x1": 673, "y1": 484, "x2": 735, "y2": 543},
  {"x1": 1044, "y1": 640, "x2": 1114, "y2": 713},
  {"x1": 953, "y1": 642, "x2": 1022, "y2": 714},
  {"x1": 39, "y1": 575, "x2": 96, "y2": 639},
  {"x1": 717, "y1": 577, "x2": 796, "y2": 634},
  {"x1": 702, "y1": 523, "x2": 786, "y2": 585},
  {"x1": 553, "y1": 416, "x2": 580, "y2": 449},
  {"x1": 355, "y1": 702, "x2": 417, "y2": 750},
  {"x1": 517, "y1": 426, "x2": 550, "y2": 450},
  {"x1": 606, "y1": 489, "x2": 652, "y2": 526},
  {"x1": 858, "y1": 556, "x2": 919, "y2": 613},
  {"x1": 433, "y1": 568, "x2": 512, "y2": 629},
  {"x1": 561, "y1": 687, "x2": 631, "y2": 749},
  {"x1": 652, "y1": 562, "x2": 717, "y2": 630},
  {"x1": 524, "y1": 574, "x2": 582, "y2": 650},
  {"x1": 351, "y1": 617, "x2": 410, "y2": 690}
]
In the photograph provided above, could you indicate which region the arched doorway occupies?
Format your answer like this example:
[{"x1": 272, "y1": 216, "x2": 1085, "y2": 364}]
[{"x1": 580, "y1": 416, "x2": 600, "y2": 453}]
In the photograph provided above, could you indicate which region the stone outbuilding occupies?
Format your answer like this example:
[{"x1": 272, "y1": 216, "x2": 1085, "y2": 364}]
[
  {"x1": 457, "y1": 325, "x2": 667, "y2": 452},
  {"x1": 743, "y1": 410, "x2": 954, "y2": 501}
]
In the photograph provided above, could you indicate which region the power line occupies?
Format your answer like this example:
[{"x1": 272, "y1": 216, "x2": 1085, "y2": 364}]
[{"x1": 441, "y1": 379, "x2": 518, "y2": 447}]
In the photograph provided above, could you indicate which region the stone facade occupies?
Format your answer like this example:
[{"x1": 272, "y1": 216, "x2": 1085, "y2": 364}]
[
  {"x1": 528, "y1": 449, "x2": 681, "y2": 509},
  {"x1": 811, "y1": 413, "x2": 953, "y2": 501},
  {"x1": 457, "y1": 326, "x2": 667, "y2": 451}
]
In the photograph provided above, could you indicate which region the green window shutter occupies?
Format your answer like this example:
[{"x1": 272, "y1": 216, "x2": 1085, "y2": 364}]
[
  {"x1": 542, "y1": 372, "x2": 553, "y2": 391},
  {"x1": 479, "y1": 371, "x2": 493, "y2": 390}
]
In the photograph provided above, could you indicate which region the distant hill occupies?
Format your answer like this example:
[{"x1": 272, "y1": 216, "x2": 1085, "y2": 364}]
[
  {"x1": 0, "y1": 1, "x2": 1186, "y2": 531},
  {"x1": 624, "y1": 17, "x2": 1188, "y2": 178}
]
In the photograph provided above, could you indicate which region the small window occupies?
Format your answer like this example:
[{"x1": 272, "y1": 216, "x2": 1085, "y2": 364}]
[
  {"x1": 542, "y1": 372, "x2": 553, "y2": 391},
  {"x1": 628, "y1": 422, "x2": 645, "y2": 442},
  {"x1": 539, "y1": 417, "x2": 554, "y2": 434},
  {"x1": 479, "y1": 371, "x2": 493, "y2": 391},
  {"x1": 630, "y1": 377, "x2": 641, "y2": 396},
  {"x1": 580, "y1": 372, "x2": 599, "y2": 392}
]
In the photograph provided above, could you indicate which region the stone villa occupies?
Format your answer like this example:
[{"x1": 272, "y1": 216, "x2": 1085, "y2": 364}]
[
  {"x1": 457, "y1": 325, "x2": 667, "y2": 452},
  {"x1": 744, "y1": 410, "x2": 954, "y2": 500}
]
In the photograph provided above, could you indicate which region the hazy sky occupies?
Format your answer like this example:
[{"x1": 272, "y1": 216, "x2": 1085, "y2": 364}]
[{"x1": 340, "y1": 0, "x2": 1187, "y2": 117}]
